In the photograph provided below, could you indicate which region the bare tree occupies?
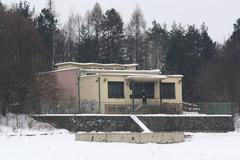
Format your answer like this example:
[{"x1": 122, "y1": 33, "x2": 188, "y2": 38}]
[
  {"x1": 126, "y1": 5, "x2": 147, "y2": 69},
  {"x1": 90, "y1": 2, "x2": 103, "y2": 61},
  {"x1": 64, "y1": 13, "x2": 77, "y2": 61},
  {"x1": 90, "y1": 2, "x2": 103, "y2": 39}
]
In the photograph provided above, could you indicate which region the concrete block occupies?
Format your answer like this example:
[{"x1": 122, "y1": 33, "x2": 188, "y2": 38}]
[{"x1": 75, "y1": 132, "x2": 184, "y2": 144}]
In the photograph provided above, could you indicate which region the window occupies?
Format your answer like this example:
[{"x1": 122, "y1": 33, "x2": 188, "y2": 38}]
[
  {"x1": 161, "y1": 83, "x2": 175, "y2": 99},
  {"x1": 130, "y1": 82, "x2": 154, "y2": 99},
  {"x1": 108, "y1": 81, "x2": 124, "y2": 98}
]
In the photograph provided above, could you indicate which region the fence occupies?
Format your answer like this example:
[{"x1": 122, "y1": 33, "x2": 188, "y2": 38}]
[
  {"x1": 197, "y1": 103, "x2": 239, "y2": 115},
  {"x1": 9, "y1": 98, "x2": 239, "y2": 115}
]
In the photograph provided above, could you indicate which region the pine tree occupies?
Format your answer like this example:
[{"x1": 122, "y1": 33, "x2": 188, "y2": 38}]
[
  {"x1": 10, "y1": 1, "x2": 34, "y2": 19},
  {"x1": 36, "y1": 0, "x2": 58, "y2": 69},
  {"x1": 147, "y1": 21, "x2": 168, "y2": 69},
  {"x1": 199, "y1": 23, "x2": 216, "y2": 63},
  {"x1": 99, "y1": 8, "x2": 125, "y2": 63},
  {"x1": 76, "y1": 11, "x2": 96, "y2": 63},
  {"x1": 165, "y1": 22, "x2": 185, "y2": 74}
]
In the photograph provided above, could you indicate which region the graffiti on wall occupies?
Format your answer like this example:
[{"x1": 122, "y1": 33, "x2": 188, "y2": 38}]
[{"x1": 80, "y1": 99, "x2": 98, "y2": 113}]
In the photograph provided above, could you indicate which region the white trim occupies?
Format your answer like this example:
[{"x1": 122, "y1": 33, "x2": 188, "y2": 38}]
[
  {"x1": 55, "y1": 62, "x2": 138, "y2": 67},
  {"x1": 166, "y1": 75, "x2": 184, "y2": 78},
  {"x1": 80, "y1": 69, "x2": 161, "y2": 75},
  {"x1": 37, "y1": 67, "x2": 79, "y2": 75},
  {"x1": 126, "y1": 75, "x2": 167, "y2": 82}
]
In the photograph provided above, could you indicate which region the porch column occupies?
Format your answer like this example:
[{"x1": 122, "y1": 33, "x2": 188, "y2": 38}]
[
  {"x1": 131, "y1": 81, "x2": 135, "y2": 113},
  {"x1": 159, "y1": 80, "x2": 162, "y2": 105}
]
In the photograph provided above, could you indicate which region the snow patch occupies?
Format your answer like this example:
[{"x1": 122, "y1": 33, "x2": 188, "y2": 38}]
[
  {"x1": 130, "y1": 115, "x2": 151, "y2": 133},
  {"x1": 0, "y1": 113, "x2": 68, "y2": 136},
  {"x1": 234, "y1": 113, "x2": 240, "y2": 132}
]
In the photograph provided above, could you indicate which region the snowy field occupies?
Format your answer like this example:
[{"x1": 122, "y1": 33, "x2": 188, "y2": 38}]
[
  {"x1": 1, "y1": 114, "x2": 240, "y2": 160},
  {"x1": 1, "y1": 132, "x2": 240, "y2": 160}
]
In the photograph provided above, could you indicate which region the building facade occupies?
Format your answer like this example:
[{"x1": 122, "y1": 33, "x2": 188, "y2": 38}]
[{"x1": 37, "y1": 62, "x2": 183, "y2": 114}]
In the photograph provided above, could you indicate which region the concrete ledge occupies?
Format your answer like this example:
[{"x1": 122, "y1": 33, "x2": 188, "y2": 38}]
[
  {"x1": 75, "y1": 132, "x2": 184, "y2": 144},
  {"x1": 33, "y1": 114, "x2": 234, "y2": 132},
  {"x1": 138, "y1": 115, "x2": 234, "y2": 132}
]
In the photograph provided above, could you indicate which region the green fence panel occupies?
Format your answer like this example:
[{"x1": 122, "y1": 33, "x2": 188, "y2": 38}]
[{"x1": 197, "y1": 103, "x2": 238, "y2": 114}]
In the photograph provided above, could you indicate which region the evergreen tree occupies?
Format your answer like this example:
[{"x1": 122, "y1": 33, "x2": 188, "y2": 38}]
[
  {"x1": 199, "y1": 23, "x2": 216, "y2": 63},
  {"x1": 99, "y1": 8, "x2": 125, "y2": 63},
  {"x1": 226, "y1": 18, "x2": 240, "y2": 49},
  {"x1": 165, "y1": 22, "x2": 186, "y2": 74},
  {"x1": 10, "y1": 1, "x2": 34, "y2": 19},
  {"x1": 147, "y1": 21, "x2": 168, "y2": 69},
  {"x1": 36, "y1": 0, "x2": 58, "y2": 69},
  {"x1": 0, "y1": 3, "x2": 48, "y2": 115},
  {"x1": 193, "y1": 23, "x2": 217, "y2": 102},
  {"x1": 76, "y1": 11, "x2": 96, "y2": 63}
]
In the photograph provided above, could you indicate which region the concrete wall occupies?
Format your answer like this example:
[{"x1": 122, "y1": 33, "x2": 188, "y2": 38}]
[
  {"x1": 138, "y1": 115, "x2": 235, "y2": 132},
  {"x1": 33, "y1": 114, "x2": 234, "y2": 132},
  {"x1": 75, "y1": 132, "x2": 184, "y2": 144},
  {"x1": 33, "y1": 115, "x2": 142, "y2": 132}
]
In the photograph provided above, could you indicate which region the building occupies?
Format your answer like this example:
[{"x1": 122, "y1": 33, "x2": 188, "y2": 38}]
[{"x1": 36, "y1": 62, "x2": 183, "y2": 114}]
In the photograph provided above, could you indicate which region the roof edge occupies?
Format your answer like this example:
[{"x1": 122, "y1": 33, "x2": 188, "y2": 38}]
[{"x1": 55, "y1": 62, "x2": 138, "y2": 67}]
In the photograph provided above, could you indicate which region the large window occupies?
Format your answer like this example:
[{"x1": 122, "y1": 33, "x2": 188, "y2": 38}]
[
  {"x1": 161, "y1": 83, "x2": 175, "y2": 99},
  {"x1": 108, "y1": 81, "x2": 124, "y2": 98},
  {"x1": 130, "y1": 82, "x2": 155, "y2": 99}
]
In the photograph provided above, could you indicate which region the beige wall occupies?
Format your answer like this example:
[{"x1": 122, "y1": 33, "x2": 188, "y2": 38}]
[
  {"x1": 162, "y1": 77, "x2": 182, "y2": 104},
  {"x1": 57, "y1": 64, "x2": 79, "y2": 70},
  {"x1": 79, "y1": 75, "x2": 182, "y2": 113}
]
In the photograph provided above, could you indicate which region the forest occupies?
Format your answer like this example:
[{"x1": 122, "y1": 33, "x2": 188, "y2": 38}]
[{"x1": 0, "y1": 0, "x2": 240, "y2": 115}]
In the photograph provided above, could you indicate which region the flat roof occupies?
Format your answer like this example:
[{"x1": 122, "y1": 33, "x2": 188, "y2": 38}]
[
  {"x1": 37, "y1": 67, "x2": 79, "y2": 75},
  {"x1": 80, "y1": 68, "x2": 161, "y2": 74},
  {"x1": 126, "y1": 75, "x2": 167, "y2": 82},
  {"x1": 37, "y1": 68, "x2": 183, "y2": 78},
  {"x1": 55, "y1": 62, "x2": 138, "y2": 67}
]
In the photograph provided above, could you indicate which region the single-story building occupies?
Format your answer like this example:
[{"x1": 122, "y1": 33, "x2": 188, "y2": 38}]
[{"x1": 36, "y1": 62, "x2": 183, "y2": 114}]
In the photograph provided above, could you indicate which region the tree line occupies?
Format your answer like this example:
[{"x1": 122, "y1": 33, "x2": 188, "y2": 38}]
[{"x1": 0, "y1": 0, "x2": 240, "y2": 115}]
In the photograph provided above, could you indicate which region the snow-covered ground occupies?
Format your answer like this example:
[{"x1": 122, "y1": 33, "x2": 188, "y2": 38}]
[
  {"x1": 0, "y1": 113, "x2": 240, "y2": 160},
  {"x1": 0, "y1": 132, "x2": 240, "y2": 160},
  {"x1": 0, "y1": 113, "x2": 67, "y2": 135}
]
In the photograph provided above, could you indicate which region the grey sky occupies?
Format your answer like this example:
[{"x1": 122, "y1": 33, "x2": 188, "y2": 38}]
[{"x1": 2, "y1": 0, "x2": 240, "y2": 43}]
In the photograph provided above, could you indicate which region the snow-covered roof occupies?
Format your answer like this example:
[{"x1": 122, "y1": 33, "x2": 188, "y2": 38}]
[
  {"x1": 55, "y1": 62, "x2": 138, "y2": 67},
  {"x1": 166, "y1": 75, "x2": 184, "y2": 78},
  {"x1": 126, "y1": 75, "x2": 167, "y2": 82},
  {"x1": 80, "y1": 68, "x2": 161, "y2": 75},
  {"x1": 37, "y1": 67, "x2": 79, "y2": 75},
  {"x1": 37, "y1": 68, "x2": 183, "y2": 79}
]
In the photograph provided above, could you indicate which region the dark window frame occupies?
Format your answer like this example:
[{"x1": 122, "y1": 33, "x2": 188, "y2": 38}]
[
  {"x1": 108, "y1": 81, "x2": 125, "y2": 98},
  {"x1": 161, "y1": 83, "x2": 176, "y2": 99},
  {"x1": 130, "y1": 82, "x2": 155, "y2": 99}
]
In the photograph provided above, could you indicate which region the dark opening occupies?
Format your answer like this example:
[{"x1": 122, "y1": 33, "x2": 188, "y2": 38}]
[
  {"x1": 161, "y1": 83, "x2": 176, "y2": 99},
  {"x1": 108, "y1": 81, "x2": 124, "y2": 98},
  {"x1": 130, "y1": 82, "x2": 154, "y2": 99}
]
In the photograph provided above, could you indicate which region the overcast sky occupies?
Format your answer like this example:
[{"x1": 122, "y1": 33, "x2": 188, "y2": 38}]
[{"x1": 2, "y1": 0, "x2": 240, "y2": 43}]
